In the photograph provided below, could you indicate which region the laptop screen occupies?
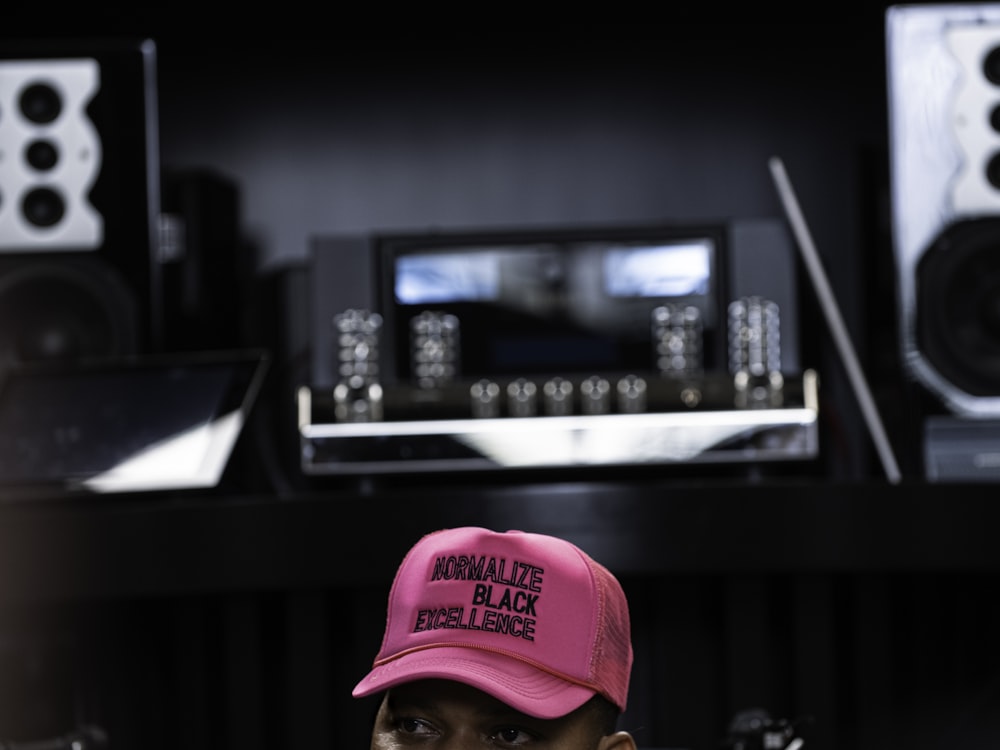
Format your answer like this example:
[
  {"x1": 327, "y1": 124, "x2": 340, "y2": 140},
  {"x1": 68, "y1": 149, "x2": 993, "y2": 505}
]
[{"x1": 0, "y1": 349, "x2": 268, "y2": 497}]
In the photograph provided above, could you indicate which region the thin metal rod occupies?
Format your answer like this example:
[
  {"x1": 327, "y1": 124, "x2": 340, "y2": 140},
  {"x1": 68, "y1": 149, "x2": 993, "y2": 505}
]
[{"x1": 768, "y1": 156, "x2": 902, "y2": 484}]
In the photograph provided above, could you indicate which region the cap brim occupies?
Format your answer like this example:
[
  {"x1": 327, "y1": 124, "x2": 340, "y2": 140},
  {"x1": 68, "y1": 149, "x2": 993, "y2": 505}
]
[{"x1": 351, "y1": 646, "x2": 598, "y2": 720}]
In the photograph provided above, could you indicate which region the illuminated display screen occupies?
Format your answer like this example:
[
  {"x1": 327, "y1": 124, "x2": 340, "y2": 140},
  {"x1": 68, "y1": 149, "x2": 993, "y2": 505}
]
[
  {"x1": 603, "y1": 240, "x2": 713, "y2": 297},
  {"x1": 377, "y1": 226, "x2": 725, "y2": 381},
  {"x1": 396, "y1": 251, "x2": 501, "y2": 303}
]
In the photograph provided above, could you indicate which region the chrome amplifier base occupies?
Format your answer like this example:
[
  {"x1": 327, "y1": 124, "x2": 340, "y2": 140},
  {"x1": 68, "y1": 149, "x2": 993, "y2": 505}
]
[{"x1": 297, "y1": 371, "x2": 819, "y2": 475}]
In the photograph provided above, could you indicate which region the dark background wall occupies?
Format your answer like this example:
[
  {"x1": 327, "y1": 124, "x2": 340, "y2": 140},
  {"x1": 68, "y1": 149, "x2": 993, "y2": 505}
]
[{"x1": 152, "y1": 22, "x2": 886, "y2": 276}]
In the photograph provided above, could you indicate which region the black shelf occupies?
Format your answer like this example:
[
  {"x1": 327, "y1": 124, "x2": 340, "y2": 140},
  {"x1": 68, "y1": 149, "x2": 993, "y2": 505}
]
[{"x1": 1, "y1": 479, "x2": 996, "y2": 602}]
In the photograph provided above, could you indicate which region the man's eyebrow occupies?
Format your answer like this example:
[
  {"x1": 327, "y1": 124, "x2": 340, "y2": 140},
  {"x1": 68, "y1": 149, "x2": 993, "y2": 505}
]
[{"x1": 386, "y1": 689, "x2": 537, "y2": 723}]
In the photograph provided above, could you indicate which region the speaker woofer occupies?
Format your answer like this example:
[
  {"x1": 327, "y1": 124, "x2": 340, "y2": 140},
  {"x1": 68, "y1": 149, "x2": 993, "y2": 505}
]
[
  {"x1": 918, "y1": 219, "x2": 1000, "y2": 398},
  {"x1": 0, "y1": 260, "x2": 137, "y2": 368}
]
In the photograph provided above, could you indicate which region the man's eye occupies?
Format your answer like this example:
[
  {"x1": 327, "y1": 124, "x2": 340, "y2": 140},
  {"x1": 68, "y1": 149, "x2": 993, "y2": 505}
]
[
  {"x1": 492, "y1": 726, "x2": 535, "y2": 746},
  {"x1": 397, "y1": 717, "x2": 435, "y2": 736}
]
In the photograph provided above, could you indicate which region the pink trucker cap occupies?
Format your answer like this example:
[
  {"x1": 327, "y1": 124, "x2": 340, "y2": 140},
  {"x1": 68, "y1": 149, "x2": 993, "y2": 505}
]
[{"x1": 352, "y1": 527, "x2": 632, "y2": 719}]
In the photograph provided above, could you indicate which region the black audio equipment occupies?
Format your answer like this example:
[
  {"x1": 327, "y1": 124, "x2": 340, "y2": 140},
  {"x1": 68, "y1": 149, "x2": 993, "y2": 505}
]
[
  {"x1": 724, "y1": 708, "x2": 810, "y2": 750},
  {"x1": 887, "y1": 5, "x2": 1000, "y2": 416},
  {"x1": 159, "y1": 167, "x2": 247, "y2": 352},
  {"x1": 310, "y1": 220, "x2": 803, "y2": 389},
  {"x1": 300, "y1": 219, "x2": 819, "y2": 476},
  {"x1": 0, "y1": 39, "x2": 161, "y2": 369}
]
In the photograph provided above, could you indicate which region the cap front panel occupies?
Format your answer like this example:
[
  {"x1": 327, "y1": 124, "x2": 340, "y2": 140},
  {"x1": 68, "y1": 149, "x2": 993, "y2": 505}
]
[{"x1": 380, "y1": 528, "x2": 598, "y2": 685}]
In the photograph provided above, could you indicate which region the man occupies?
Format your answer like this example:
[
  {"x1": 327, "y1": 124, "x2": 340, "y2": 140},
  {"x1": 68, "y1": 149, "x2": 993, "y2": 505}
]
[{"x1": 353, "y1": 526, "x2": 637, "y2": 749}]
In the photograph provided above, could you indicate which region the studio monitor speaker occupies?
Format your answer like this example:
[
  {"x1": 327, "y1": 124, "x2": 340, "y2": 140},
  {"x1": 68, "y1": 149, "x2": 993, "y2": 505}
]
[
  {"x1": 887, "y1": 4, "x2": 1000, "y2": 417},
  {"x1": 0, "y1": 39, "x2": 160, "y2": 369}
]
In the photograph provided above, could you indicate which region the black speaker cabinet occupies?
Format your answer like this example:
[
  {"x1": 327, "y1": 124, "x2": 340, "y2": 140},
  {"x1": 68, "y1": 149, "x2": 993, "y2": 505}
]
[
  {"x1": 887, "y1": 4, "x2": 1000, "y2": 418},
  {"x1": 160, "y1": 168, "x2": 246, "y2": 353},
  {"x1": 0, "y1": 39, "x2": 160, "y2": 369}
]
